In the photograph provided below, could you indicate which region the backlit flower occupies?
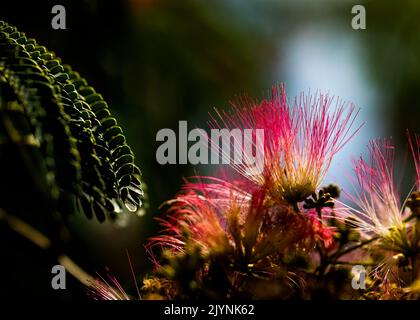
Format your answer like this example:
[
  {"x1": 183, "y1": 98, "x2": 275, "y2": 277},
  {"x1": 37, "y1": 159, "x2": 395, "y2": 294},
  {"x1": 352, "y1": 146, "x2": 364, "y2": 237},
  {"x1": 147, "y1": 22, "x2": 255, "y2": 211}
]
[
  {"x1": 209, "y1": 84, "x2": 361, "y2": 204},
  {"x1": 337, "y1": 139, "x2": 409, "y2": 238},
  {"x1": 147, "y1": 177, "x2": 320, "y2": 268},
  {"x1": 87, "y1": 272, "x2": 130, "y2": 300}
]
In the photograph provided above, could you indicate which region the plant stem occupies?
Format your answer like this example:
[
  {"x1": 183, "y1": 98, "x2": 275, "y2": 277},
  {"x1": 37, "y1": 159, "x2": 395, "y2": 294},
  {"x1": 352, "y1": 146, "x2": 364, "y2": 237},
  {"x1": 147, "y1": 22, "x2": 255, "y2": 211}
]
[
  {"x1": 292, "y1": 202, "x2": 300, "y2": 213},
  {"x1": 316, "y1": 207, "x2": 322, "y2": 219},
  {"x1": 333, "y1": 261, "x2": 377, "y2": 266},
  {"x1": 333, "y1": 236, "x2": 379, "y2": 260}
]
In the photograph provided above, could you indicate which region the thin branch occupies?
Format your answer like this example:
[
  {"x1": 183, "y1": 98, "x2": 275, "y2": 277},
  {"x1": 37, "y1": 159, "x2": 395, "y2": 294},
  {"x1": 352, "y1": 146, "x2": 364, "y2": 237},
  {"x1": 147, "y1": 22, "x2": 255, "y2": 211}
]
[{"x1": 0, "y1": 209, "x2": 95, "y2": 287}]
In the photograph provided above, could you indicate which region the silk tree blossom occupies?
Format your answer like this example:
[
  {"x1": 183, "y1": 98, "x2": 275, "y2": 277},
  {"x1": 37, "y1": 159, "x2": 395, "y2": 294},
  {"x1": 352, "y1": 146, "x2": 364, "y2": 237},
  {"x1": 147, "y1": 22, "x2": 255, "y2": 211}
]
[
  {"x1": 208, "y1": 85, "x2": 362, "y2": 204},
  {"x1": 337, "y1": 140, "x2": 410, "y2": 238},
  {"x1": 148, "y1": 178, "x2": 251, "y2": 256},
  {"x1": 407, "y1": 132, "x2": 420, "y2": 218},
  {"x1": 87, "y1": 251, "x2": 142, "y2": 300},
  {"x1": 87, "y1": 272, "x2": 130, "y2": 300},
  {"x1": 147, "y1": 177, "x2": 334, "y2": 270},
  {"x1": 307, "y1": 209, "x2": 336, "y2": 250},
  {"x1": 333, "y1": 138, "x2": 420, "y2": 287}
]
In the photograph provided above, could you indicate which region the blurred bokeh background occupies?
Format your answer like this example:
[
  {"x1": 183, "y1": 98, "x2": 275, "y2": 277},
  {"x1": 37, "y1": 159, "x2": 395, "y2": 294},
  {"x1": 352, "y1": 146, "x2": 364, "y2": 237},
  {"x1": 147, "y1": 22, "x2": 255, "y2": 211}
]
[{"x1": 0, "y1": 0, "x2": 419, "y2": 299}]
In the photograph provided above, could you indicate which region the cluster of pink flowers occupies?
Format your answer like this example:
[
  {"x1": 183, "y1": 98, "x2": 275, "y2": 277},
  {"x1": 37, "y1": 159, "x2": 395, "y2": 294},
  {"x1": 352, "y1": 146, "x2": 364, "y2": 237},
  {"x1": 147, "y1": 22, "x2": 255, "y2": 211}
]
[
  {"x1": 207, "y1": 85, "x2": 361, "y2": 204},
  {"x1": 148, "y1": 86, "x2": 358, "y2": 264},
  {"x1": 90, "y1": 84, "x2": 420, "y2": 299}
]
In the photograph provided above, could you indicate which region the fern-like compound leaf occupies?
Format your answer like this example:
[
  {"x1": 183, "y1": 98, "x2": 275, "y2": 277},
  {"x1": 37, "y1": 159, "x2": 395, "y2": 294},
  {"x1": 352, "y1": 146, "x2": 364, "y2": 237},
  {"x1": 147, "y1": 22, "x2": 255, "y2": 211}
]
[{"x1": 0, "y1": 20, "x2": 146, "y2": 222}]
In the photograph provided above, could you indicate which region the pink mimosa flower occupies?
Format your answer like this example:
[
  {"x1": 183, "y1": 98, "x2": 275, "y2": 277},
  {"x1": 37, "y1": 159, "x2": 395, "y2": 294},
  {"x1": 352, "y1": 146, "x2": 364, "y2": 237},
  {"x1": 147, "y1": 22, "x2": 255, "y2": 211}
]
[
  {"x1": 209, "y1": 84, "x2": 361, "y2": 204},
  {"x1": 307, "y1": 209, "x2": 337, "y2": 249},
  {"x1": 147, "y1": 177, "x2": 250, "y2": 255},
  {"x1": 337, "y1": 140, "x2": 409, "y2": 238},
  {"x1": 87, "y1": 251, "x2": 141, "y2": 300},
  {"x1": 147, "y1": 177, "x2": 319, "y2": 264},
  {"x1": 87, "y1": 271, "x2": 130, "y2": 300}
]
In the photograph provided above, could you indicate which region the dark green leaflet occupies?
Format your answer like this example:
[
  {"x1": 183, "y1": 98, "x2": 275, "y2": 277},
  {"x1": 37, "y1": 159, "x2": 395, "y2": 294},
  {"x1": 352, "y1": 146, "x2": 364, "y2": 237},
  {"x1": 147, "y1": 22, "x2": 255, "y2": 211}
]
[{"x1": 0, "y1": 20, "x2": 145, "y2": 221}]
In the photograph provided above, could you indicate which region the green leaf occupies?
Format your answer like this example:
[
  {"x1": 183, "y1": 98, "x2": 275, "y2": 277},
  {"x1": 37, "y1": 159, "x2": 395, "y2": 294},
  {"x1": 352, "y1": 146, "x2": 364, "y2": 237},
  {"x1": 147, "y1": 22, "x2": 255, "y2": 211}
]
[{"x1": 0, "y1": 20, "x2": 146, "y2": 222}]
